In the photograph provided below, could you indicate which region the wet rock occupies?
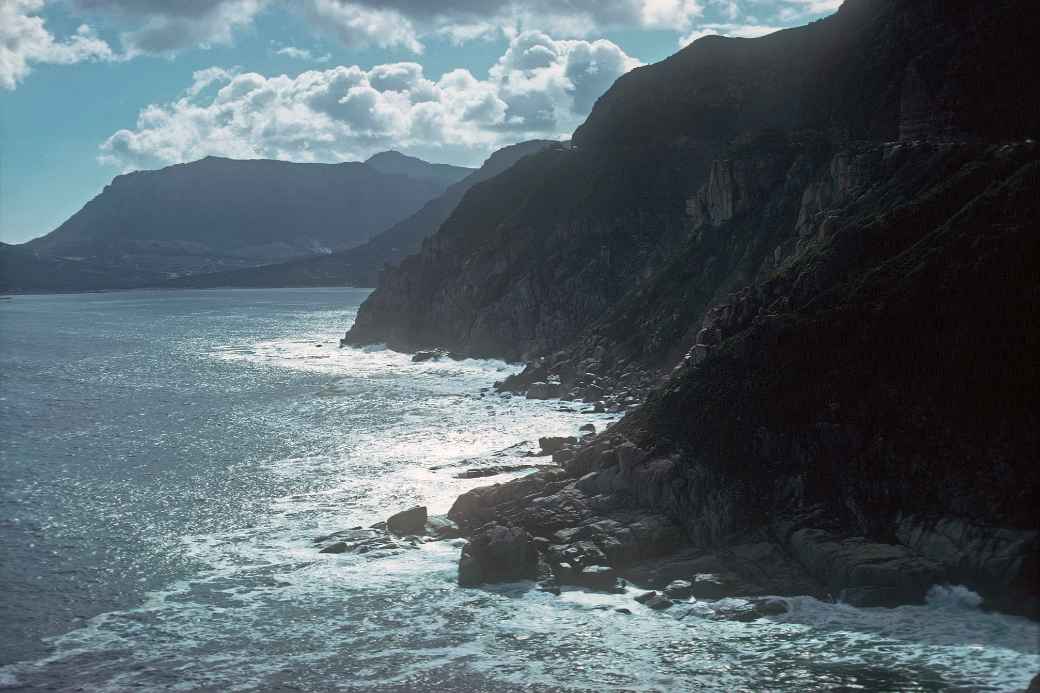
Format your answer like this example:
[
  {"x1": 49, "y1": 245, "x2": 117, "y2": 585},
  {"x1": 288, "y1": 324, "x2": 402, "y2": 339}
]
[
  {"x1": 458, "y1": 523, "x2": 539, "y2": 587},
  {"x1": 526, "y1": 382, "x2": 561, "y2": 399},
  {"x1": 538, "y1": 436, "x2": 577, "y2": 454},
  {"x1": 388, "y1": 506, "x2": 428, "y2": 535},
  {"x1": 690, "y1": 573, "x2": 743, "y2": 600},
  {"x1": 644, "y1": 595, "x2": 674, "y2": 610},
  {"x1": 751, "y1": 597, "x2": 790, "y2": 616},
  {"x1": 425, "y1": 514, "x2": 462, "y2": 539},
  {"x1": 319, "y1": 542, "x2": 348, "y2": 554},
  {"x1": 788, "y1": 528, "x2": 945, "y2": 607},
  {"x1": 711, "y1": 597, "x2": 789, "y2": 622},
  {"x1": 664, "y1": 579, "x2": 695, "y2": 599},
  {"x1": 537, "y1": 579, "x2": 561, "y2": 595},
  {"x1": 579, "y1": 423, "x2": 597, "y2": 434},
  {"x1": 454, "y1": 464, "x2": 547, "y2": 479},
  {"x1": 634, "y1": 590, "x2": 659, "y2": 604},
  {"x1": 573, "y1": 565, "x2": 618, "y2": 590},
  {"x1": 615, "y1": 607, "x2": 632, "y2": 615},
  {"x1": 458, "y1": 551, "x2": 483, "y2": 586},
  {"x1": 412, "y1": 349, "x2": 445, "y2": 362}
]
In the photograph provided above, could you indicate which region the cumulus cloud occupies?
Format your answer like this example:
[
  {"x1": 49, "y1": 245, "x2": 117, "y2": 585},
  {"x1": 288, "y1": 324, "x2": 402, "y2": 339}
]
[
  {"x1": 275, "y1": 45, "x2": 330, "y2": 63},
  {"x1": 300, "y1": 0, "x2": 705, "y2": 53},
  {"x1": 1, "y1": 0, "x2": 115, "y2": 89},
  {"x1": 72, "y1": 0, "x2": 264, "y2": 56},
  {"x1": 5, "y1": 1, "x2": 846, "y2": 90},
  {"x1": 99, "y1": 32, "x2": 641, "y2": 171}
]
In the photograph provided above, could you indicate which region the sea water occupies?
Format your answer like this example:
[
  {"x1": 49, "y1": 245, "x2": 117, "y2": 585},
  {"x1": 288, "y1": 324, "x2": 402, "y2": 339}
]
[{"x1": 0, "y1": 288, "x2": 1036, "y2": 692}]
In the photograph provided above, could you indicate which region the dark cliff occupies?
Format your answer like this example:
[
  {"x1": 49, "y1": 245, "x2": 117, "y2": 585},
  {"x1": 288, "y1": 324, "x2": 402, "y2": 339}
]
[
  {"x1": 345, "y1": 0, "x2": 1040, "y2": 614},
  {"x1": 345, "y1": 0, "x2": 1040, "y2": 360}
]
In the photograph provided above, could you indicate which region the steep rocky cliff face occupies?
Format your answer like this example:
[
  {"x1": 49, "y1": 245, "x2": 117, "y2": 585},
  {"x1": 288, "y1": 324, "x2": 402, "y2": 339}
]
[
  {"x1": 344, "y1": 0, "x2": 1039, "y2": 613},
  {"x1": 346, "y1": 0, "x2": 1039, "y2": 361}
]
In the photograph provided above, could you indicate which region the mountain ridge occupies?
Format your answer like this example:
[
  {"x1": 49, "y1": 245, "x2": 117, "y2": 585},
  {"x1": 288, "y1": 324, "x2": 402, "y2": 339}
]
[
  {"x1": 4, "y1": 153, "x2": 472, "y2": 293},
  {"x1": 159, "y1": 140, "x2": 556, "y2": 289}
]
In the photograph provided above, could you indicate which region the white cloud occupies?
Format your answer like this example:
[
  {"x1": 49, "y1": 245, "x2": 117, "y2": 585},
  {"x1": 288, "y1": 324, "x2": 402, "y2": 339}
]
[
  {"x1": 275, "y1": 45, "x2": 330, "y2": 63},
  {"x1": 1, "y1": 0, "x2": 115, "y2": 89},
  {"x1": 679, "y1": 22, "x2": 783, "y2": 47},
  {"x1": 72, "y1": 0, "x2": 264, "y2": 56},
  {"x1": 98, "y1": 32, "x2": 642, "y2": 171},
  {"x1": 4, "y1": 0, "x2": 847, "y2": 90}
]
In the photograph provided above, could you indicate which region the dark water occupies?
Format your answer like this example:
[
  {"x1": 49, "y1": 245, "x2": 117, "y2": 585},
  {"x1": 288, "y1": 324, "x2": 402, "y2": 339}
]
[{"x1": 0, "y1": 289, "x2": 1036, "y2": 692}]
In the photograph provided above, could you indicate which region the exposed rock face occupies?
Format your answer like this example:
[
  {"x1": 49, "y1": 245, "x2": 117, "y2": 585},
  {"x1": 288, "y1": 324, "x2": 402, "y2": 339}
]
[
  {"x1": 458, "y1": 523, "x2": 539, "y2": 587},
  {"x1": 345, "y1": 0, "x2": 1040, "y2": 614}
]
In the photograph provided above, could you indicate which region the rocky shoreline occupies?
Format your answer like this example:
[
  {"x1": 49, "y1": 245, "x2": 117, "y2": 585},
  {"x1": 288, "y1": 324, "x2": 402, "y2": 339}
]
[{"x1": 316, "y1": 369, "x2": 1038, "y2": 623}]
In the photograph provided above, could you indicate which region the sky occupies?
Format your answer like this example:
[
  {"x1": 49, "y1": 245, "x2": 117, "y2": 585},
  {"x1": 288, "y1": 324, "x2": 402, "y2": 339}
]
[{"x1": 0, "y1": 0, "x2": 842, "y2": 245}]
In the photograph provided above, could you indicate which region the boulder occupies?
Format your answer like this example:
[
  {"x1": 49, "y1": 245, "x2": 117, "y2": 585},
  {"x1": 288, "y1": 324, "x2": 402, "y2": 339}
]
[
  {"x1": 458, "y1": 523, "x2": 539, "y2": 586},
  {"x1": 412, "y1": 350, "x2": 445, "y2": 362},
  {"x1": 319, "y1": 542, "x2": 348, "y2": 554},
  {"x1": 664, "y1": 579, "x2": 695, "y2": 599},
  {"x1": 572, "y1": 565, "x2": 620, "y2": 590},
  {"x1": 387, "y1": 506, "x2": 428, "y2": 535},
  {"x1": 690, "y1": 573, "x2": 743, "y2": 600},
  {"x1": 634, "y1": 590, "x2": 659, "y2": 604},
  {"x1": 644, "y1": 595, "x2": 674, "y2": 610},
  {"x1": 538, "y1": 436, "x2": 577, "y2": 454},
  {"x1": 526, "y1": 382, "x2": 561, "y2": 400},
  {"x1": 579, "y1": 423, "x2": 597, "y2": 434},
  {"x1": 711, "y1": 597, "x2": 789, "y2": 622}
]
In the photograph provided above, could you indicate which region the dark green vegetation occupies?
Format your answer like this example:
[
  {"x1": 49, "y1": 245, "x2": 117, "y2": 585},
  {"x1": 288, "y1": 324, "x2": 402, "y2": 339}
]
[
  {"x1": 347, "y1": 0, "x2": 1040, "y2": 614},
  {"x1": 3, "y1": 154, "x2": 471, "y2": 293}
]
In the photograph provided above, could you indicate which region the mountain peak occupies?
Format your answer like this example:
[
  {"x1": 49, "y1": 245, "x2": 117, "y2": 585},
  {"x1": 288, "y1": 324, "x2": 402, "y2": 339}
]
[{"x1": 365, "y1": 150, "x2": 474, "y2": 186}]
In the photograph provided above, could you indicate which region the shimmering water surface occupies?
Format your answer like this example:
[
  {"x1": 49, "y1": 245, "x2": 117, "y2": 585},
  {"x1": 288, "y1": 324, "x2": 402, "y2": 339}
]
[{"x1": 0, "y1": 288, "x2": 1036, "y2": 692}]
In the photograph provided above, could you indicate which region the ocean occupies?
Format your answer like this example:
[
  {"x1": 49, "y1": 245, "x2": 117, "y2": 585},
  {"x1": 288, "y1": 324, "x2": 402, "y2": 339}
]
[{"x1": 0, "y1": 288, "x2": 1036, "y2": 691}]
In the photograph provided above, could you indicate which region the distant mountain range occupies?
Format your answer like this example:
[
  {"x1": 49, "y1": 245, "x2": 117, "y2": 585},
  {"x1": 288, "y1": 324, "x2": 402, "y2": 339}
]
[
  {"x1": 1, "y1": 152, "x2": 472, "y2": 293},
  {"x1": 162, "y1": 141, "x2": 556, "y2": 289}
]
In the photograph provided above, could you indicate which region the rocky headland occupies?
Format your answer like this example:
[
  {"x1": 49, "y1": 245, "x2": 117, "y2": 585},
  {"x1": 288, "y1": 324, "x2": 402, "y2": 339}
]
[{"x1": 339, "y1": 0, "x2": 1040, "y2": 621}]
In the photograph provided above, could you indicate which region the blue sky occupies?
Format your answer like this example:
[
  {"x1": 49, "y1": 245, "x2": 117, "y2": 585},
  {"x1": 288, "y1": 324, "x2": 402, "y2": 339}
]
[{"x1": 0, "y1": 0, "x2": 841, "y2": 244}]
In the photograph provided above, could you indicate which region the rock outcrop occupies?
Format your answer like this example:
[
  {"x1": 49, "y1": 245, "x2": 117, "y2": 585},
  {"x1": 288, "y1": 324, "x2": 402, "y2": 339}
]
[
  {"x1": 343, "y1": 0, "x2": 1040, "y2": 615},
  {"x1": 458, "y1": 523, "x2": 540, "y2": 587}
]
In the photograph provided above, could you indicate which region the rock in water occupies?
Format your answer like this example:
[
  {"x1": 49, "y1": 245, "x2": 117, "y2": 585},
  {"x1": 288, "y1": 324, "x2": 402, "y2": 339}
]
[
  {"x1": 664, "y1": 579, "x2": 695, "y2": 599},
  {"x1": 644, "y1": 595, "x2": 674, "y2": 610},
  {"x1": 538, "y1": 436, "x2": 577, "y2": 455},
  {"x1": 424, "y1": 514, "x2": 461, "y2": 539},
  {"x1": 387, "y1": 506, "x2": 428, "y2": 535},
  {"x1": 526, "y1": 382, "x2": 561, "y2": 400},
  {"x1": 458, "y1": 523, "x2": 539, "y2": 586}
]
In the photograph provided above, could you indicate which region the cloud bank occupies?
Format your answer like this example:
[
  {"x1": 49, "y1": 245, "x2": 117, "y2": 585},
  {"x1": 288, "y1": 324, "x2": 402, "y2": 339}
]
[
  {"x1": 4, "y1": 1, "x2": 844, "y2": 89},
  {"x1": 1, "y1": 0, "x2": 115, "y2": 89},
  {"x1": 99, "y1": 32, "x2": 641, "y2": 170}
]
